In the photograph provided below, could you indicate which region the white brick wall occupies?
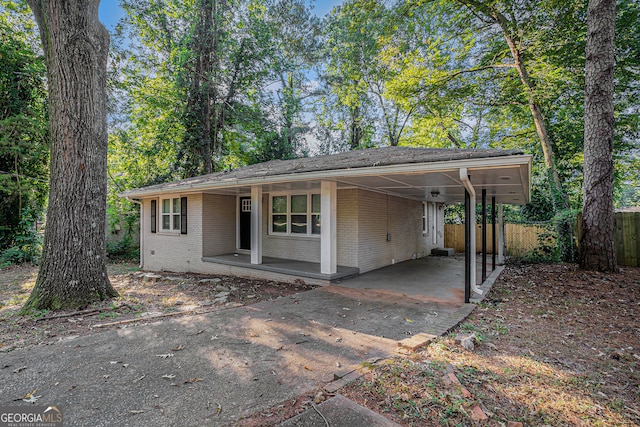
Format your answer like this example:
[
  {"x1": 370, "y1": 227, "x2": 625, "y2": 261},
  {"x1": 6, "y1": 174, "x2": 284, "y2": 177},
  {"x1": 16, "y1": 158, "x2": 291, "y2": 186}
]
[
  {"x1": 337, "y1": 189, "x2": 358, "y2": 267},
  {"x1": 202, "y1": 194, "x2": 236, "y2": 256},
  {"x1": 356, "y1": 190, "x2": 429, "y2": 273},
  {"x1": 139, "y1": 188, "x2": 444, "y2": 276},
  {"x1": 142, "y1": 193, "x2": 205, "y2": 272}
]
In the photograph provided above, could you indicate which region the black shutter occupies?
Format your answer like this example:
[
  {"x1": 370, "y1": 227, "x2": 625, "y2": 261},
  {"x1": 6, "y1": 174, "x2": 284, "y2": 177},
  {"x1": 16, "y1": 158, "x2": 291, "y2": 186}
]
[
  {"x1": 150, "y1": 200, "x2": 157, "y2": 233},
  {"x1": 181, "y1": 196, "x2": 187, "y2": 234}
]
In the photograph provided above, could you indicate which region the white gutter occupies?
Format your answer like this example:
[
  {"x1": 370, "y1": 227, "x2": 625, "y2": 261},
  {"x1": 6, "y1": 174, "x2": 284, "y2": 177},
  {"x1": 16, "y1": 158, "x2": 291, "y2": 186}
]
[
  {"x1": 459, "y1": 168, "x2": 483, "y2": 295},
  {"x1": 126, "y1": 197, "x2": 143, "y2": 269}
]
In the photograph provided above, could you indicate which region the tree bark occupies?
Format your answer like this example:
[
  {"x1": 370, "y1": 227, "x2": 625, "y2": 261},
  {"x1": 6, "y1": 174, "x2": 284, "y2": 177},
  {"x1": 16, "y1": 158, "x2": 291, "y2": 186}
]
[
  {"x1": 23, "y1": 0, "x2": 118, "y2": 310},
  {"x1": 579, "y1": 0, "x2": 618, "y2": 272}
]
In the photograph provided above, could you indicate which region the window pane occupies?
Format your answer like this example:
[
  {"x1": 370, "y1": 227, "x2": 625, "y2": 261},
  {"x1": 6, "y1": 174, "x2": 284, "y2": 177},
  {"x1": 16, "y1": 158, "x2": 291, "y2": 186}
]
[
  {"x1": 291, "y1": 214, "x2": 307, "y2": 234},
  {"x1": 272, "y1": 196, "x2": 287, "y2": 213},
  {"x1": 173, "y1": 214, "x2": 181, "y2": 231},
  {"x1": 312, "y1": 214, "x2": 321, "y2": 234},
  {"x1": 162, "y1": 199, "x2": 170, "y2": 213},
  {"x1": 312, "y1": 194, "x2": 321, "y2": 213},
  {"x1": 173, "y1": 198, "x2": 181, "y2": 213},
  {"x1": 272, "y1": 215, "x2": 287, "y2": 233},
  {"x1": 291, "y1": 195, "x2": 307, "y2": 213},
  {"x1": 162, "y1": 215, "x2": 170, "y2": 229}
]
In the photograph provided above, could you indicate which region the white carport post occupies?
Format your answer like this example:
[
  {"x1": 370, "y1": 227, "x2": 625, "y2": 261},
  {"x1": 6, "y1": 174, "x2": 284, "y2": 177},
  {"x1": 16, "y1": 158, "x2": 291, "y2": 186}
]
[
  {"x1": 320, "y1": 180, "x2": 337, "y2": 275},
  {"x1": 497, "y1": 200, "x2": 505, "y2": 264},
  {"x1": 460, "y1": 168, "x2": 482, "y2": 299},
  {"x1": 251, "y1": 185, "x2": 263, "y2": 265}
]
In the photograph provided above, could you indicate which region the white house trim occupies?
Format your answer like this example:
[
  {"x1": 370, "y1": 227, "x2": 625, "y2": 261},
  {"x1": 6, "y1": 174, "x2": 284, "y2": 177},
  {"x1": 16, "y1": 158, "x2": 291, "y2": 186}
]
[
  {"x1": 250, "y1": 185, "x2": 262, "y2": 265},
  {"x1": 320, "y1": 181, "x2": 337, "y2": 275}
]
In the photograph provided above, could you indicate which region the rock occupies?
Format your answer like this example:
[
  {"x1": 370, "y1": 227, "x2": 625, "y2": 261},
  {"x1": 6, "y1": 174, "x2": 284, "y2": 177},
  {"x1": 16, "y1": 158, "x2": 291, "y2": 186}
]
[
  {"x1": 455, "y1": 333, "x2": 476, "y2": 351},
  {"x1": 199, "y1": 278, "x2": 222, "y2": 284},
  {"x1": 507, "y1": 422, "x2": 524, "y2": 427},
  {"x1": 214, "y1": 292, "x2": 230, "y2": 298},
  {"x1": 214, "y1": 297, "x2": 228, "y2": 304},
  {"x1": 215, "y1": 285, "x2": 230, "y2": 292},
  {"x1": 143, "y1": 273, "x2": 162, "y2": 283},
  {"x1": 470, "y1": 404, "x2": 488, "y2": 421},
  {"x1": 174, "y1": 300, "x2": 184, "y2": 306},
  {"x1": 166, "y1": 276, "x2": 183, "y2": 281}
]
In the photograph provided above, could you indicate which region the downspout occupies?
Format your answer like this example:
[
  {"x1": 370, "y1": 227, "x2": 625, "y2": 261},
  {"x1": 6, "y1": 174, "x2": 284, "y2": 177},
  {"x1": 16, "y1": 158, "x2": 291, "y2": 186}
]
[
  {"x1": 126, "y1": 197, "x2": 143, "y2": 269},
  {"x1": 459, "y1": 169, "x2": 483, "y2": 295},
  {"x1": 432, "y1": 202, "x2": 437, "y2": 246}
]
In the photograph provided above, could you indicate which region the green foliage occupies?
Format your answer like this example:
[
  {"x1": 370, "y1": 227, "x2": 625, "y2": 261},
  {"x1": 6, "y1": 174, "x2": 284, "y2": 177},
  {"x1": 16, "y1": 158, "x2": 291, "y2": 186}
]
[
  {"x1": 0, "y1": 208, "x2": 42, "y2": 266},
  {"x1": 0, "y1": 5, "x2": 48, "y2": 257},
  {"x1": 106, "y1": 236, "x2": 139, "y2": 261}
]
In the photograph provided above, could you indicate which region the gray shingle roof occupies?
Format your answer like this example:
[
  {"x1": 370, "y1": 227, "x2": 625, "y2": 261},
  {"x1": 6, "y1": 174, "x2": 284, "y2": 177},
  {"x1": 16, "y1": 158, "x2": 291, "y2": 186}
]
[{"x1": 120, "y1": 147, "x2": 525, "y2": 196}]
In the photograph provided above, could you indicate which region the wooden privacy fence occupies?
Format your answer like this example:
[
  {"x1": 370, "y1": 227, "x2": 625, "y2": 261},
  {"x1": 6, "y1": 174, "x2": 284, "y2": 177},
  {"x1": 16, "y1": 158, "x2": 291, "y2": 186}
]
[
  {"x1": 444, "y1": 211, "x2": 640, "y2": 267},
  {"x1": 444, "y1": 224, "x2": 550, "y2": 257},
  {"x1": 614, "y1": 211, "x2": 640, "y2": 267}
]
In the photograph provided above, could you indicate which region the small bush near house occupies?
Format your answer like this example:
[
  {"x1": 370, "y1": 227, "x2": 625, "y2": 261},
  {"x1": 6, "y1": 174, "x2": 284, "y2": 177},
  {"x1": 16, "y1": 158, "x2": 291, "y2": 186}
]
[{"x1": 106, "y1": 236, "x2": 139, "y2": 261}]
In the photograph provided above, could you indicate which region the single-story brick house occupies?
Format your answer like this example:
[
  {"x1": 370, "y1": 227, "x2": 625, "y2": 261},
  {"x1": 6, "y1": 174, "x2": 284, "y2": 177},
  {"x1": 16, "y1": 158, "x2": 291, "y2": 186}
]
[{"x1": 120, "y1": 147, "x2": 531, "y2": 287}]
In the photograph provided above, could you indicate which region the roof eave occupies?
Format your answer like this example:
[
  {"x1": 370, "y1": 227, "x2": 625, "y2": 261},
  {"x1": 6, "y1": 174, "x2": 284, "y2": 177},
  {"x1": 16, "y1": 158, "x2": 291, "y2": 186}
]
[{"x1": 119, "y1": 154, "x2": 532, "y2": 199}]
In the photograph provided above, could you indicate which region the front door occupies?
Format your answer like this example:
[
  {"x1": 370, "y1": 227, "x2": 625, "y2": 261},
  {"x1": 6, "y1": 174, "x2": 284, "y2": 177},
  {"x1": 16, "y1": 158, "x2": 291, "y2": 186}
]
[{"x1": 239, "y1": 197, "x2": 251, "y2": 250}]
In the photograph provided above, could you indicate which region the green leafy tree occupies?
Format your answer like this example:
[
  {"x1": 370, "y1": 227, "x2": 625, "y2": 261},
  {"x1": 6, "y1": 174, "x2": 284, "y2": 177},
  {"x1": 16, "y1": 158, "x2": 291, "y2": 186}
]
[{"x1": 0, "y1": 2, "x2": 48, "y2": 261}]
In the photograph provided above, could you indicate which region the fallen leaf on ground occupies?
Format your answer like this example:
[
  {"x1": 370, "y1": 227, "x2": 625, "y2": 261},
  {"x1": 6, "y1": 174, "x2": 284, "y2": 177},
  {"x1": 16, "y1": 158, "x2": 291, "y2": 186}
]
[
  {"x1": 304, "y1": 365, "x2": 313, "y2": 371},
  {"x1": 184, "y1": 377, "x2": 203, "y2": 384},
  {"x1": 23, "y1": 393, "x2": 41, "y2": 403},
  {"x1": 171, "y1": 344, "x2": 185, "y2": 351}
]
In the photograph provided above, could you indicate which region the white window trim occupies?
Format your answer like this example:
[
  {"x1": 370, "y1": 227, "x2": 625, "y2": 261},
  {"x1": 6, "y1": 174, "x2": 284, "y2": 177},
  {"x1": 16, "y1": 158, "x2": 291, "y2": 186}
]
[
  {"x1": 159, "y1": 195, "x2": 182, "y2": 234},
  {"x1": 269, "y1": 191, "x2": 321, "y2": 237}
]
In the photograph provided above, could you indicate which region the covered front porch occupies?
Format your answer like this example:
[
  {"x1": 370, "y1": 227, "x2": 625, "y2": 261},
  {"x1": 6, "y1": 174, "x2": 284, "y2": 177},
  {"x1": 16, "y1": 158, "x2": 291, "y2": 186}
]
[{"x1": 202, "y1": 253, "x2": 359, "y2": 281}]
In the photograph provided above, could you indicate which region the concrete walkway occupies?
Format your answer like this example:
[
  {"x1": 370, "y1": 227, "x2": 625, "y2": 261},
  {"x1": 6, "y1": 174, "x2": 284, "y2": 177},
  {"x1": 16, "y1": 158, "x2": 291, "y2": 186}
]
[{"x1": 1, "y1": 261, "x2": 500, "y2": 426}]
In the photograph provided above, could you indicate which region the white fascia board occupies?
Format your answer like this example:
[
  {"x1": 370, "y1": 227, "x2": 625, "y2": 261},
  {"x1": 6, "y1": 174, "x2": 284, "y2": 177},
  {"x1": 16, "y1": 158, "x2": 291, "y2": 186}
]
[{"x1": 120, "y1": 155, "x2": 532, "y2": 199}]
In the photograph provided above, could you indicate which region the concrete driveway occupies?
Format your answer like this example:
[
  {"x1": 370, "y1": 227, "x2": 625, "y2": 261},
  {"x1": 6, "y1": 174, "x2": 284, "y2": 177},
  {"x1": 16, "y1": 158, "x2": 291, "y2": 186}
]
[{"x1": 0, "y1": 270, "x2": 475, "y2": 426}]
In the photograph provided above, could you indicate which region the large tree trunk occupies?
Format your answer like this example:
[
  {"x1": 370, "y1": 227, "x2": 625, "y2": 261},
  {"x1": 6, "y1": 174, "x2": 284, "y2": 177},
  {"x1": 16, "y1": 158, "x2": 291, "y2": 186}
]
[
  {"x1": 23, "y1": 0, "x2": 118, "y2": 310},
  {"x1": 579, "y1": 0, "x2": 618, "y2": 272}
]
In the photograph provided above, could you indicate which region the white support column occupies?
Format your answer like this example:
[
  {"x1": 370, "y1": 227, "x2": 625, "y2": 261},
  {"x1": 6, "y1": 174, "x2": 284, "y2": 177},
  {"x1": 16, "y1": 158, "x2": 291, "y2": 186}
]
[
  {"x1": 460, "y1": 168, "x2": 480, "y2": 295},
  {"x1": 320, "y1": 180, "x2": 337, "y2": 275},
  {"x1": 251, "y1": 185, "x2": 263, "y2": 265},
  {"x1": 497, "y1": 201, "x2": 505, "y2": 264}
]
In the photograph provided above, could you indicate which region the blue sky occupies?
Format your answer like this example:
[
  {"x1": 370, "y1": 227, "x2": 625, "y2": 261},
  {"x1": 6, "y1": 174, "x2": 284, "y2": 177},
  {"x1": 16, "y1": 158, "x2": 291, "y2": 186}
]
[{"x1": 99, "y1": 0, "x2": 344, "y2": 30}]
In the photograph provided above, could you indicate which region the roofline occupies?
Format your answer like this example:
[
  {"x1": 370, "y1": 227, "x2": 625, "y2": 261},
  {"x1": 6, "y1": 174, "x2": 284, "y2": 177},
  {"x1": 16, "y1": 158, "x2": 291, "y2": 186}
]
[{"x1": 120, "y1": 154, "x2": 532, "y2": 199}]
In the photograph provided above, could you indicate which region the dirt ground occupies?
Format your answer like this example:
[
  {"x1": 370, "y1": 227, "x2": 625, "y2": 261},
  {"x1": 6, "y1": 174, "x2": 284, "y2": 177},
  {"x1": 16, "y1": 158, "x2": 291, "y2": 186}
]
[
  {"x1": 342, "y1": 263, "x2": 640, "y2": 426},
  {"x1": 0, "y1": 262, "x2": 315, "y2": 352}
]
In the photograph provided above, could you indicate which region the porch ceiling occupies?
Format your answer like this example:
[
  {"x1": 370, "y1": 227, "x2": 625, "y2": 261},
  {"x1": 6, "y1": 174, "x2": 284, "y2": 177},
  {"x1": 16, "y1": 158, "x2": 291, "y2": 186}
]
[{"x1": 199, "y1": 161, "x2": 530, "y2": 204}]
